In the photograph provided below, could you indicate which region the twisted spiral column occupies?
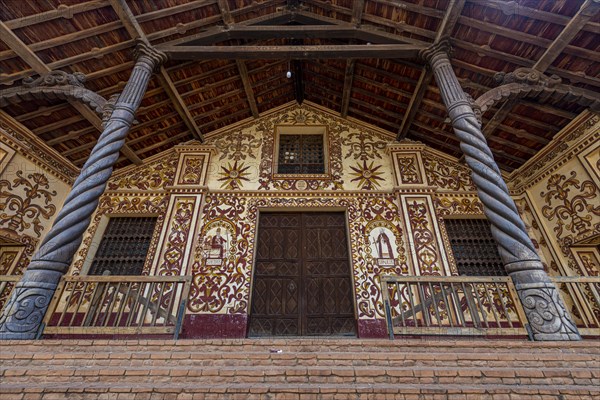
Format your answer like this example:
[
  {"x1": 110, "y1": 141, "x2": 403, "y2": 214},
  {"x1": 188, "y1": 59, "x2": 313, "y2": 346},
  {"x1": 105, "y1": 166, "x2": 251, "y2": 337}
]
[
  {"x1": 0, "y1": 42, "x2": 167, "y2": 339},
  {"x1": 422, "y1": 42, "x2": 580, "y2": 340}
]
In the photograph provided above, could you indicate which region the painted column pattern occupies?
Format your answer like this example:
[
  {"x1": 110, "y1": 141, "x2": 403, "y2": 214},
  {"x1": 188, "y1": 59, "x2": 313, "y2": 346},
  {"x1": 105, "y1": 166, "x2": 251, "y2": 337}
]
[
  {"x1": 0, "y1": 42, "x2": 168, "y2": 339},
  {"x1": 421, "y1": 41, "x2": 580, "y2": 340}
]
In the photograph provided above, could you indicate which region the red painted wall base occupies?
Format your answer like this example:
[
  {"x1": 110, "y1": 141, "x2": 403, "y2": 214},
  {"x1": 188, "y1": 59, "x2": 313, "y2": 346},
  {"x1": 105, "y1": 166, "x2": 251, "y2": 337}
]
[
  {"x1": 181, "y1": 314, "x2": 248, "y2": 339},
  {"x1": 357, "y1": 319, "x2": 388, "y2": 338}
]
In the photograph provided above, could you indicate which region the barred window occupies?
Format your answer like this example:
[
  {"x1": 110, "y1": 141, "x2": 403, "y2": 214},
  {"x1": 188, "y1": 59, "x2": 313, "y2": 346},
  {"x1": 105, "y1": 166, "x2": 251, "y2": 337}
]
[
  {"x1": 89, "y1": 217, "x2": 157, "y2": 276},
  {"x1": 277, "y1": 134, "x2": 325, "y2": 174},
  {"x1": 444, "y1": 218, "x2": 506, "y2": 276}
]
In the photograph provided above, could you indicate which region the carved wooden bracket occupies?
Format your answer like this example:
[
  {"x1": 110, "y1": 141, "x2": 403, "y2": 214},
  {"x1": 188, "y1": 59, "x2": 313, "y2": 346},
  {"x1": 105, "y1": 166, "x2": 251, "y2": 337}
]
[
  {"x1": 0, "y1": 71, "x2": 107, "y2": 116},
  {"x1": 475, "y1": 68, "x2": 600, "y2": 114}
]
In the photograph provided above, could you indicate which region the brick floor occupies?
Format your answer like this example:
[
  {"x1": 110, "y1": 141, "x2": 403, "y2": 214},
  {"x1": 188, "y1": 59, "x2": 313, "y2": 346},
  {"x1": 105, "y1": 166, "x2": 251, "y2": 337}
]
[{"x1": 1, "y1": 338, "x2": 599, "y2": 399}]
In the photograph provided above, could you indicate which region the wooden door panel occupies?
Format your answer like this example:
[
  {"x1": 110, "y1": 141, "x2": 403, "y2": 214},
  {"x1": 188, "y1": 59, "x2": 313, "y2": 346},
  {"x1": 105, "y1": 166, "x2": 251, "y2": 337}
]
[{"x1": 249, "y1": 212, "x2": 356, "y2": 337}]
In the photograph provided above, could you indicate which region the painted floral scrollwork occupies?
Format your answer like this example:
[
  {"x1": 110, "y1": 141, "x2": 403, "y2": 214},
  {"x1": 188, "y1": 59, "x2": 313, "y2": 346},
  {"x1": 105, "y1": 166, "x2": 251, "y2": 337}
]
[
  {"x1": 341, "y1": 131, "x2": 387, "y2": 160},
  {"x1": 541, "y1": 171, "x2": 600, "y2": 240},
  {"x1": 423, "y1": 154, "x2": 475, "y2": 191},
  {"x1": 107, "y1": 154, "x2": 177, "y2": 191},
  {"x1": 0, "y1": 171, "x2": 56, "y2": 237}
]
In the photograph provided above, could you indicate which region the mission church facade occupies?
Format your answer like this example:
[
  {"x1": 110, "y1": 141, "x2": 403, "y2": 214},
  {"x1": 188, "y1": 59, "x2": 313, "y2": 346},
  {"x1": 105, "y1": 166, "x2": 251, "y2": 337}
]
[
  {"x1": 1, "y1": 103, "x2": 598, "y2": 339},
  {"x1": 0, "y1": 0, "x2": 599, "y2": 345}
]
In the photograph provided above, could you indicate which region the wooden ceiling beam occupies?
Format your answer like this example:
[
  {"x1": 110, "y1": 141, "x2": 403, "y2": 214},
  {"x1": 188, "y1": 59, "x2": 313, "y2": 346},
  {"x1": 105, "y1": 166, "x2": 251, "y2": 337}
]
[
  {"x1": 0, "y1": 20, "x2": 121, "y2": 62},
  {"x1": 493, "y1": 124, "x2": 551, "y2": 145},
  {"x1": 349, "y1": 86, "x2": 408, "y2": 113},
  {"x1": 457, "y1": 15, "x2": 600, "y2": 62},
  {"x1": 216, "y1": 0, "x2": 259, "y2": 118},
  {"x1": 482, "y1": 99, "x2": 518, "y2": 138},
  {"x1": 355, "y1": 62, "x2": 419, "y2": 85},
  {"x1": 491, "y1": 148, "x2": 530, "y2": 166},
  {"x1": 47, "y1": 126, "x2": 97, "y2": 146},
  {"x1": 348, "y1": 106, "x2": 401, "y2": 131},
  {"x1": 135, "y1": 132, "x2": 193, "y2": 157},
  {"x1": 349, "y1": 96, "x2": 405, "y2": 121},
  {"x1": 196, "y1": 106, "x2": 252, "y2": 132},
  {"x1": 0, "y1": 20, "x2": 142, "y2": 165},
  {"x1": 136, "y1": 0, "x2": 216, "y2": 23},
  {"x1": 254, "y1": 81, "x2": 294, "y2": 99},
  {"x1": 340, "y1": 0, "x2": 364, "y2": 118},
  {"x1": 156, "y1": 67, "x2": 204, "y2": 141},
  {"x1": 372, "y1": 0, "x2": 446, "y2": 19},
  {"x1": 534, "y1": 0, "x2": 600, "y2": 72},
  {"x1": 128, "y1": 122, "x2": 187, "y2": 146},
  {"x1": 217, "y1": 0, "x2": 234, "y2": 25},
  {"x1": 468, "y1": 0, "x2": 599, "y2": 34},
  {"x1": 159, "y1": 44, "x2": 425, "y2": 60},
  {"x1": 33, "y1": 115, "x2": 85, "y2": 135},
  {"x1": 235, "y1": 60, "x2": 259, "y2": 118},
  {"x1": 487, "y1": 135, "x2": 538, "y2": 156},
  {"x1": 187, "y1": 89, "x2": 245, "y2": 113},
  {"x1": 397, "y1": 68, "x2": 431, "y2": 139},
  {"x1": 301, "y1": 1, "x2": 435, "y2": 42},
  {"x1": 3, "y1": 0, "x2": 110, "y2": 30},
  {"x1": 397, "y1": 0, "x2": 465, "y2": 140},
  {"x1": 519, "y1": 100, "x2": 578, "y2": 119},
  {"x1": 16, "y1": 103, "x2": 72, "y2": 122},
  {"x1": 353, "y1": 75, "x2": 413, "y2": 99},
  {"x1": 506, "y1": 114, "x2": 559, "y2": 134},
  {"x1": 453, "y1": 38, "x2": 600, "y2": 88},
  {"x1": 109, "y1": 0, "x2": 203, "y2": 142},
  {"x1": 340, "y1": 60, "x2": 356, "y2": 118}
]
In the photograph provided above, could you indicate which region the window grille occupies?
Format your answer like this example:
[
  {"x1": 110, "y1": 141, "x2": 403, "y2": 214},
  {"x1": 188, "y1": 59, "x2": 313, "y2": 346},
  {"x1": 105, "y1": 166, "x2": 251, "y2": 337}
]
[
  {"x1": 444, "y1": 218, "x2": 506, "y2": 276},
  {"x1": 89, "y1": 217, "x2": 157, "y2": 276},
  {"x1": 278, "y1": 134, "x2": 325, "y2": 174}
]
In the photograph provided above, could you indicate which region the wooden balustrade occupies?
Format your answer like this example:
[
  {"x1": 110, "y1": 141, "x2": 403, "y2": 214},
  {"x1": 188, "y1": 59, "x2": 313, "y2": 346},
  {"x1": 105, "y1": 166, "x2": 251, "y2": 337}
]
[
  {"x1": 380, "y1": 275, "x2": 530, "y2": 339},
  {"x1": 552, "y1": 276, "x2": 600, "y2": 336},
  {"x1": 40, "y1": 275, "x2": 191, "y2": 339}
]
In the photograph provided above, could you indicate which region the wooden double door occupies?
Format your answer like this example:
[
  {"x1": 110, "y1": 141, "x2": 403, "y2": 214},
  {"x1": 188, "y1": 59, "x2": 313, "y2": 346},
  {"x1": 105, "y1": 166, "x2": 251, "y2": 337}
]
[{"x1": 248, "y1": 212, "x2": 356, "y2": 336}]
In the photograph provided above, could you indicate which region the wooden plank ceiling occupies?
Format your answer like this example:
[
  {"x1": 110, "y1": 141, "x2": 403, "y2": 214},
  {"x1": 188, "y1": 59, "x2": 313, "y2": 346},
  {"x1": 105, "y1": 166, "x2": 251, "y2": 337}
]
[{"x1": 0, "y1": 0, "x2": 598, "y2": 172}]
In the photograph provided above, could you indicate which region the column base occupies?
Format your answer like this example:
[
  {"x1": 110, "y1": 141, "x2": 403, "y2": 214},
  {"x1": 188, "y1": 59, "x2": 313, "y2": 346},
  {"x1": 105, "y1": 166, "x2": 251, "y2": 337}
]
[
  {"x1": 0, "y1": 280, "x2": 57, "y2": 340},
  {"x1": 515, "y1": 280, "x2": 581, "y2": 341}
]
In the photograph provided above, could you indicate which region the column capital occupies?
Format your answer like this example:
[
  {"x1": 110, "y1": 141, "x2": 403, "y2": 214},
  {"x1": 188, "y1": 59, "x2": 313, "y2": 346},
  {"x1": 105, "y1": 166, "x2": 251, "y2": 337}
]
[
  {"x1": 419, "y1": 39, "x2": 452, "y2": 65},
  {"x1": 133, "y1": 40, "x2": 168, "y2": 71}
]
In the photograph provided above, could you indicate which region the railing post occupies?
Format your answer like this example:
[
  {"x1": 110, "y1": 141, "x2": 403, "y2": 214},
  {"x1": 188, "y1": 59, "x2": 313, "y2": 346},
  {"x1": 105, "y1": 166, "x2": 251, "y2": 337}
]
[
  {"x1": 0, "y1": 42, "x2": 167, "y2": 339},
  {"x1": 380, "y1": 277, "x2": 395, "y2": 340},
  {"x1": 421, "y1": 40, "x2": 580, "y2": 340}
]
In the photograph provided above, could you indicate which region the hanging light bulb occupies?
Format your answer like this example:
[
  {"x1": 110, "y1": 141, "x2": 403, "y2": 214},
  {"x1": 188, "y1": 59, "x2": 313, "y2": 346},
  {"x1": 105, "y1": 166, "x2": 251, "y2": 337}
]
[{"x1": 286, "y1": 70, "x2": 292, "y2": 78}]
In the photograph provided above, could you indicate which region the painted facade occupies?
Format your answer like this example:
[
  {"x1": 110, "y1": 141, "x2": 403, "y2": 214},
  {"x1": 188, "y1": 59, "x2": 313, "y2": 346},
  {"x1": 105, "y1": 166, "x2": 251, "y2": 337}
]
[
  {"x1": 0, "y1": 112, "x2": 75, "y2": 309},
  {"x1": 1, "y1": 104, "x2": 598, "y2": 338}
]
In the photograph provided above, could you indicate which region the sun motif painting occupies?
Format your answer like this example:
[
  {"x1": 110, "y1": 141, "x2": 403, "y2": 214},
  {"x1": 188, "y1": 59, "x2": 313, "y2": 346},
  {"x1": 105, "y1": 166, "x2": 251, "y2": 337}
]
[{"x1": 218, "y1": 161, "x2": 251, "y2": 189}]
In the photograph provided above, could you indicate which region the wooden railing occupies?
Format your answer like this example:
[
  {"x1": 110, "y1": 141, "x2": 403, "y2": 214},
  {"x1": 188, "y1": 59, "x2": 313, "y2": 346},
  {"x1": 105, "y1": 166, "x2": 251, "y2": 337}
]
[
  {"x1": 41, "y1": 275, "x2": 192, "y2": 339},
  {"x1": 0, "y1": 275, "x2": 21, "y2": 313},
  {"x1": 552, "y1": 276, "x2": 600, "y2": 336},
  {"x1": 381, "y1": 275, "x2": 529, "y2": 339}
]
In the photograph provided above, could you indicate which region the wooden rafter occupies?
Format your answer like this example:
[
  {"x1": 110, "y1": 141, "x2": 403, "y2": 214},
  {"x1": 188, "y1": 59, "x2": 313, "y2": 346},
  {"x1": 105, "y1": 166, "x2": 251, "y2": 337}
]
[
  {"x1": 452, "y1": 38, "x2": 600, "y2": 88},
  {"x1": 217, "y1": 0, "x2": 260, "y2": 118},
  {"x1": 109, "y1": 0, "x2": 203, "y2": 142},
  {"x1": 468, "y1": 0, "x2": 599, "y2": 34},
  {"x1": 340, "y1": 60, "x2": 356, "y2": 118},
  {"x1": 398, "y1": 0, "x2": 466, "y2": 140},
  {"x1": 340, "y1": 0, "x2": 364, "y2": 118},
  {"x1": 468, "y1": 0, "x2": 600, "y2": 165},
  {"x1": 534, "y1": 0, "x2": 600, "y2": 72},
  {"x1": 482, "y1": 99, "x2": 518, "y2": 138},
  {"x1": 0, "y1": 20, "x2": 142, "y2": 165}
]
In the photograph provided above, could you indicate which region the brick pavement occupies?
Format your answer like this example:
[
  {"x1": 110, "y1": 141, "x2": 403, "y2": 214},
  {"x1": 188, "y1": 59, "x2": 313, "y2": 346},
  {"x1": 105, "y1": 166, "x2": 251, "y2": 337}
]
[{"x1": 1, "y1": 338, "x2": 599, "y2": 399}]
